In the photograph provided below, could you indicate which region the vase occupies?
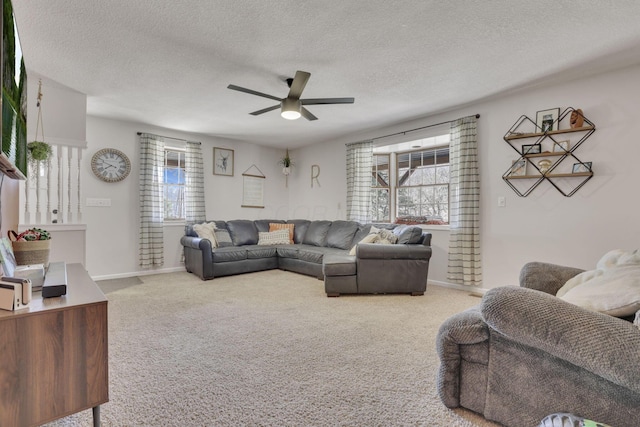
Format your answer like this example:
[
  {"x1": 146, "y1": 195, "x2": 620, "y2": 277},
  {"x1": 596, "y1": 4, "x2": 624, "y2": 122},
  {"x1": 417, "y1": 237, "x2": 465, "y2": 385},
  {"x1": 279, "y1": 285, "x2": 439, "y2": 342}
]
[{"x1": 282, "y1": 167, "x2": 291, "y2": 175}]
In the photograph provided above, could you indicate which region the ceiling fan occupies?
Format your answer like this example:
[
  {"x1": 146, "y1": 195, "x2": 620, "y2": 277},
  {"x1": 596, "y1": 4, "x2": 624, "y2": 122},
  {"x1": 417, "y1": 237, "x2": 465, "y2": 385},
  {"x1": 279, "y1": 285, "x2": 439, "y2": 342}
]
[{"x1": 227, "y1": 70, "x2": 354, "y2": 121}]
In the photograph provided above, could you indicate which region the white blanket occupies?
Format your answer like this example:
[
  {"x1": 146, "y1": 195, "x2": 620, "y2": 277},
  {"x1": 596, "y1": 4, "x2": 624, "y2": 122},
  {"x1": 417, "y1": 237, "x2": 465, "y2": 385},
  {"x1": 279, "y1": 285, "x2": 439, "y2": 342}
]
[{"x1": 556, "y1": 249, "x2": 640, "y2": 317}]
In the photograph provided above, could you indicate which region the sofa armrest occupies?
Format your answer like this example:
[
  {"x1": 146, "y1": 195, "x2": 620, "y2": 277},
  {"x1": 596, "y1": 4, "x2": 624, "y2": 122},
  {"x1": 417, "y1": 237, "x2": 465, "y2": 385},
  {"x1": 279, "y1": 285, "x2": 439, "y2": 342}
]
[
  {"x1": 519, "y1": 262, "x2": 584, "y2": 295},
  {"x1": 436, "y1": 306, "x2": 489, "y2": 408},
  {"x1": 180, "y1": 235, "x2": 214, "y2": 280},
  {"x1": 482, "y1": 286, "x2": 640, "y2": 394},
  {"x1": 356, "y1": 242, "x2": 432, "y2": 260}
]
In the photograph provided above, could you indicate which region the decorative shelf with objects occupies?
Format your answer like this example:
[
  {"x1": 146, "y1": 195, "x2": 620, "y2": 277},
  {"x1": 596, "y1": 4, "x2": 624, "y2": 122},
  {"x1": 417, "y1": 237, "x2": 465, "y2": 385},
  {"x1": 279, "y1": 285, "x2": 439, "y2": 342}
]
[{"x1": 502, "y1": 107, "x2": 595, "y2": 197}]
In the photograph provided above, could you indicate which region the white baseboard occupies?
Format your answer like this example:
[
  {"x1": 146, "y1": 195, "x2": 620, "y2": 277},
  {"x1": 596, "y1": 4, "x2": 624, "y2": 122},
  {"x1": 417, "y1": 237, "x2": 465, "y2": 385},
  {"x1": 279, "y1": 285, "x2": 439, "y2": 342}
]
[
  {"x1": 428, "y1": 279, "x2": 487, "y2": 296},
  {"x1": 91, "y1": 266, "x2": 185, "y2": 281}
]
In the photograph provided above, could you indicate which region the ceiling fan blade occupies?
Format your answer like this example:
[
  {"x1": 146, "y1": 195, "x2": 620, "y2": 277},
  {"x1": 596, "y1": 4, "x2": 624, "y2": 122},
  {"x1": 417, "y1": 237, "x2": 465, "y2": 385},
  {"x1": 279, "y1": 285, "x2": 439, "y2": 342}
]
[
  {"x1": 301, "y1": 97, "x2": 355, "y2": 105},
  {"x1": 287, "y1": 71, "x2": 311, "y2": 99},
  {"x1": 300, "y1": 107, "x2": 318, "y2": 121},
  {"x1": 227, "y1": 84, "x2": 282, "y2": 102},
  {"x1": 250, "y1": 104, "x2": 281, "y2": 116}
]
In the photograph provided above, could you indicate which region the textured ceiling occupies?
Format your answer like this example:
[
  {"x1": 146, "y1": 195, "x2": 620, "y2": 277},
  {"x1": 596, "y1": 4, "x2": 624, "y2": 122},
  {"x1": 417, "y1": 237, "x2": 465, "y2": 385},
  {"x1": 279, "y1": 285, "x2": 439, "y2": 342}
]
[{"x1": 12, "y1": 1, "x2": 640, "y2": 148}]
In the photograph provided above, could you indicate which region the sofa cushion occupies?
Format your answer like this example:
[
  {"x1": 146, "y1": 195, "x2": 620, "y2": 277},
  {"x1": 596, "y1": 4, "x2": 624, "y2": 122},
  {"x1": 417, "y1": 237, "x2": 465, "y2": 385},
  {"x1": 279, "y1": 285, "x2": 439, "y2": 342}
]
[
  {"x1": 245, "y1": 246, "x2": 278, "y2": 259},
  {"x1": 287, "y1": 219, "x2": 311, "y2": 244},
  {"x1": 351, "y1": 224, "x2": 373, "y2": 247},
  {"x1": 276, "y1": 246, "x2": 299, "y2": 259},
  {"x1": 269, "y1": 223, "x2": 295, "y2": 244},
  {"x1": 393, "y1": 225, "x2": 424, "y2": 244},
  {"x1": 227, "y1": 220, "x2": 259, "y2": 246},
  {"x1": 192, "y1": 222, "x2": 218, "y2": 247},
  {"x1": 326, "y1": 220, "x2": 360, "y2": 250},
  {"x1": 212, "y1": 247, "x2": 247, "y2": 262},
  {"x1": 302, "y1": 220, "x2": 332, "y2": 246},
  {"x1": 214, "y1": 229, "x2": 233, "y2": 247},
  {"x1": 255, "y1": 219, "x2": 284, "y2": 233},
  {"x1": 257, "y1": 229, "x2": 290, "y2": 246},
  {"x1": 323, "y1": 254, "x2": 357, "y2": 276},
  {"x1": 298, "y1": 248, "x2": 326, "y2": 264}
]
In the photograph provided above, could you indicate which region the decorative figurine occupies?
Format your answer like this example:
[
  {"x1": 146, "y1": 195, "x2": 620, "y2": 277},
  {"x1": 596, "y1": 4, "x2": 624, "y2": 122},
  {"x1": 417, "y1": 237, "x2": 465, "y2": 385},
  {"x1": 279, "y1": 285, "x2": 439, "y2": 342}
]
[
  {"x1": 538, "y1": 159, "x2": 552, "y2": 173},
  {"x1": 570, "y1": 109, "x2": 584, "y2": 128}
]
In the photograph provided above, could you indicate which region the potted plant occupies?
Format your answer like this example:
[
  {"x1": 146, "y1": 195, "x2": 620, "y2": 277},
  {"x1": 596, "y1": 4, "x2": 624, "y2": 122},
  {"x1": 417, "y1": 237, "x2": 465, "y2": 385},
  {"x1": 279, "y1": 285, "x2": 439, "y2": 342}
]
[
  {"x1": 9, "y1": 227, "x2": 52, "y2": 267},
  {"x1": 27, "y1": 141, "x2": 53, "y2": 163},
  {"x1": 279, "y1": 149, "x2": 294, "y2": 175}
]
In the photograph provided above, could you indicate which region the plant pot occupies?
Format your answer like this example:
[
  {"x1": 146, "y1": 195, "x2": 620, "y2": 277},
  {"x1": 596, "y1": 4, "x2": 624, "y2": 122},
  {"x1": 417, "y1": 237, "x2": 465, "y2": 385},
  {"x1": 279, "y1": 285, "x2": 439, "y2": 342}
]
[
  {"x1": 11, "y1": 239, "x2": 51, "y2": 267},
  {"x1": 282, "y1": 167, "x2": 291, "y2": 175}
]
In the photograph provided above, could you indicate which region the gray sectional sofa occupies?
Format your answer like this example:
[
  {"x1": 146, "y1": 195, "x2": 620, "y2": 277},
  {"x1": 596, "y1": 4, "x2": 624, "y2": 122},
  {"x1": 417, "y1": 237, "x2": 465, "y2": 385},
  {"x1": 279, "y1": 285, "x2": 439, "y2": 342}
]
[{"x1": 180, "y1": 219, "x2": 432, "y2": 296}]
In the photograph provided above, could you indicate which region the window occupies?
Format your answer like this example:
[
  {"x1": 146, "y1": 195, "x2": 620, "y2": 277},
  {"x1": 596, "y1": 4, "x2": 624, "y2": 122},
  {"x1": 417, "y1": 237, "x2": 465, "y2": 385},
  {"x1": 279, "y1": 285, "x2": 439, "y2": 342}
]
[
  {"x1": 370, "y1": 153, "x2": 390, "y2": 222},
  {"x1": 371, "y1": 133, "x2": 450, "y2": 225},
  {"x1": 163, "y1": 148, "x2": 185, "y2": 220},
  {"x1": 396, "y1": 146, "x2": 449, "y2": 223}
]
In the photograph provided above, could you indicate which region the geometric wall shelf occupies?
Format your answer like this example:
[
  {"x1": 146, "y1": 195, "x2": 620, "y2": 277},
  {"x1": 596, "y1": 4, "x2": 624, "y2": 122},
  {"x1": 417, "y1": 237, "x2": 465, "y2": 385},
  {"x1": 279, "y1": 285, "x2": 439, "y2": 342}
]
[{"x1": 502, "y1": 107, "x2": 596, "y2": 197}]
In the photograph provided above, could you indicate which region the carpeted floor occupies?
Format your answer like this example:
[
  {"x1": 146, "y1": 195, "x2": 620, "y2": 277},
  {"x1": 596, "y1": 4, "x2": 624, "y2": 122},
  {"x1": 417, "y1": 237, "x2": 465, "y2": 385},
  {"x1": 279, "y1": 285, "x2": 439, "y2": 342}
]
[{"x1": 45, "y1": 270, "x2": 500, "y2": 427}]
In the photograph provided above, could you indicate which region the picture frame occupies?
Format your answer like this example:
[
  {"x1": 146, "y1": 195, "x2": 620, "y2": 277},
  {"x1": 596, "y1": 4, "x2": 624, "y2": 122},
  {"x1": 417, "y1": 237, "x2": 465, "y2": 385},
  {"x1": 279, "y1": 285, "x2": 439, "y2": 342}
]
[
  {"x1": 552, "y1": 140, "x2": 570, "y2": 152},
  {"x1": 509, "y1": 158, "x2": 527, "y2": 176},
  {"x1": 536, "y1": 108, "x2": 560, "y2": 132},
  {"x1": 572, "y1": 162, "x2": 592, "y2": 173},
  {"x1": 213, "y1": 147, "x2": 234, "y2": 176},
  {"x1": 522, "y1": 143, "x2": 541, "y2": 155}
]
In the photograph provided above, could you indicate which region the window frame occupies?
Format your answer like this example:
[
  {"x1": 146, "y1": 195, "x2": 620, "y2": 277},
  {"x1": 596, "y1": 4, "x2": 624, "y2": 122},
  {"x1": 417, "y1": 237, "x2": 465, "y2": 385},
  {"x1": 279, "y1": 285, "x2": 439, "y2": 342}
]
[
  {"x1": 395, "y1": 145, "x2": 450, "y2": 224},
  {"x1": 162, "y1": 147, "x2": 186, "y2": 221},
  {"x1": 370, "y1": 153, "x2": 391, "y2": 223},
  {"x1": 371, "y1": 132, "x2": 451, "y2": 226}
]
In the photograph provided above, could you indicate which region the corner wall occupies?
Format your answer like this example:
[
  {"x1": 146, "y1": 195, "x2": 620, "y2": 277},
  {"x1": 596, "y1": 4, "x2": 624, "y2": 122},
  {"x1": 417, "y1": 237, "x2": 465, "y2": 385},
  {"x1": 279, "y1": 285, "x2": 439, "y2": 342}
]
[
  {"x1": 289, "y1": 63, "x2": 640, "y2": 289},
  {"x1": 84, "y1": 117, "x2": 289, "y2": 279}
]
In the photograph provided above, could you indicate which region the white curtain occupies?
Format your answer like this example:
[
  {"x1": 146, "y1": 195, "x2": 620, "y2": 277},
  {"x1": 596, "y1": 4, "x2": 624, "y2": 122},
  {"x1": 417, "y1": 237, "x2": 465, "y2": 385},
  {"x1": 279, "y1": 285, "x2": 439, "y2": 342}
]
[
  {"x1": 345, "y1": 140, "x2": 373, "y2": 222},
  {"x1": 447, "y1": 116, "x2": 481, "y2": 286},
  {"x1": 184, "y1": 141, "x2": 206, "y2": 225},
  {"x1": 139, "y1": 133, "x2": 165, "y2": 267}
]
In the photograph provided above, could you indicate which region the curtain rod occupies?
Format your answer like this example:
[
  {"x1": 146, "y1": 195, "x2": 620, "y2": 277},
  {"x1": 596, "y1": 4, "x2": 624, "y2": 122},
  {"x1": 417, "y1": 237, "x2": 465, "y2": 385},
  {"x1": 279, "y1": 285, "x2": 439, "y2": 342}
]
[
  {"x1": 372, "y1": 113, "x2": 480, "y2": 142},
  {"x1": 136, "y1": 132, "x2": 201, "y2": 144}
]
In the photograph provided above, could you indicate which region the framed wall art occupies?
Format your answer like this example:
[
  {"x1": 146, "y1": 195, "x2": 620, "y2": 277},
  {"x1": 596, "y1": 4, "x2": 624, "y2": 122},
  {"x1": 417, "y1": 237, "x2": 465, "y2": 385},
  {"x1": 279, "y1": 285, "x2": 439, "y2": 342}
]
[
  {"x1": 536, "y1": 108, "x2": 560, "y2": 132},
  {"x1": 572, "y1": 162, "x2": 592, "y2": 173},
  {"x1": 522, "y1": 143, "x2": 541, "y2": 155},
  {"x1": 214, "y1": 147, "x2": 234, "y2": 176},
  {"x1": 508, "y1": 159, "x2": 527, "y2": 176},
  {"x1": 552, "y1": 140, "x2": 570, "y2": 152}
]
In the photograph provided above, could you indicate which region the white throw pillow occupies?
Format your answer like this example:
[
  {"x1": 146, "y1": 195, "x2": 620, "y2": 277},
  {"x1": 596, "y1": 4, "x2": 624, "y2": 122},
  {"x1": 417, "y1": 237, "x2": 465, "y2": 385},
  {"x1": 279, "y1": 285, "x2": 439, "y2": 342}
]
[
  {"x1": 557, "y1": 249, "x2": 640, "y2": 317},
  {"x1": 193, "y1": 222, "x2": 218, "y2": 248},
  {"x1": 257, "y1": 229, "x2": 291, "y2": 245}
]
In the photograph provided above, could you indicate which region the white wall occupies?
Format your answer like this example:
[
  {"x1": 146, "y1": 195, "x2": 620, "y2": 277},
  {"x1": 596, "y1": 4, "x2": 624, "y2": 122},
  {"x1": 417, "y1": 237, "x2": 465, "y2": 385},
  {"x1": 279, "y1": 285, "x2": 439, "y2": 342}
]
[
  {"x1": 8, "y1": 63, "x2": 640, "y2": 285},
  {"x1": 84, "y1": 117, "x2": 289, "y2": 279},
  {"x1": 290, "y1": 63, "x2": 640, "y2": 289}
]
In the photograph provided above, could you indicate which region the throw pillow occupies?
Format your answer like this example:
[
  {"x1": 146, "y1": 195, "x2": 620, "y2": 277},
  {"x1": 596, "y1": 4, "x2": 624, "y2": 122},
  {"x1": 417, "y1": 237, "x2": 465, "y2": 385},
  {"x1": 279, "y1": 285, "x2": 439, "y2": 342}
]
[
  {"x1": 556, "y1": 249, "x2": 640, "y2": 317},
  {"x1": 269, "y1": 223, "x2": 294, "y2": 244},
  {"x1": 348, "y1": 228, "x2": 398, "y2": 255},
  {"x1": 396, "y1": 226, "x2": 423, "y2": 244},
  {"x1": 192, "y1": 222, "x2": 218, "y2": 248},
  {"x1": 214, "y1": 229, "x2": 233, "y2": 247},
  {"x1": 257, "y1": 229, "x2": 291, "y2": 246}
]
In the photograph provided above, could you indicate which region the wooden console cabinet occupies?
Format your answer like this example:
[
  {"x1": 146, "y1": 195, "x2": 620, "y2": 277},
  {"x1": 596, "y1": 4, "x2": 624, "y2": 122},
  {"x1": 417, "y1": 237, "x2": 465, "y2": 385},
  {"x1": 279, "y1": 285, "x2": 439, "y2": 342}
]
[{"x1": 0, "y1": 263, "x2": 108, "y2": 427}]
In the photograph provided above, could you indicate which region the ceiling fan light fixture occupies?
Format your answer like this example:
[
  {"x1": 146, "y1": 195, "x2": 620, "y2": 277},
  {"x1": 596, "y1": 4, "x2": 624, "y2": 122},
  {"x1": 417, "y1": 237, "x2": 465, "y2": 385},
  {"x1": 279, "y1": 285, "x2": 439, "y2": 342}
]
[{"x1": 281, "y1": 98, "x2": 301, "y2": 120}]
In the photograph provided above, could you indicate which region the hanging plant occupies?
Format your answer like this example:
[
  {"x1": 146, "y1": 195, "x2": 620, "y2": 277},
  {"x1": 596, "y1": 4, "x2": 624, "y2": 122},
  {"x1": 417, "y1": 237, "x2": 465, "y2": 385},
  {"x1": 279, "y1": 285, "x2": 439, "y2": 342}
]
[
  {"x1": 27, "y1": 79, "x2": 52, "y2": 164},
  {"x1": 278, "y1": 149, "x2": 294, "y2": 176},
  {"x1": 278, "y1": 149, "x2": 294, "y2": 168},
  {"x1": 27, "y1": 140, "x2": 53, "y2": 162}
]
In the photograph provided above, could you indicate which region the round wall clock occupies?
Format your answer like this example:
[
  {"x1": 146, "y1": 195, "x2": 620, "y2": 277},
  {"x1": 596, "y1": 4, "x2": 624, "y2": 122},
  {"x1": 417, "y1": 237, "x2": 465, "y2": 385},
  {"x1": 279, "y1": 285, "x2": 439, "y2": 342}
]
[{"x1": 91, "y1": 148, "x2": 131, "y2": 183}]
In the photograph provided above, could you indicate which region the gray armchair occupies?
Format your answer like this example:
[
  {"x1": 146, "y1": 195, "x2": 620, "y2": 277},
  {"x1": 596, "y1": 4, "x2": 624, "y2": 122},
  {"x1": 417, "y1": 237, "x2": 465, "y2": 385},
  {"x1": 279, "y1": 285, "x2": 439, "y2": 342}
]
[{"x1": 436, "y1": 262, "x2": 640, "y2": 427}]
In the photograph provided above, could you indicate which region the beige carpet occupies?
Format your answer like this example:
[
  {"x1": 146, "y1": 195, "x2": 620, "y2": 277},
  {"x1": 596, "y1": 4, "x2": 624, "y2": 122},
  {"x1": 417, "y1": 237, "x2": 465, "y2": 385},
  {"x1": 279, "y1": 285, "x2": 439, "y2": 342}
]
[{"x1": 45, "y1": 270, "x2": 500, "y2": 427}]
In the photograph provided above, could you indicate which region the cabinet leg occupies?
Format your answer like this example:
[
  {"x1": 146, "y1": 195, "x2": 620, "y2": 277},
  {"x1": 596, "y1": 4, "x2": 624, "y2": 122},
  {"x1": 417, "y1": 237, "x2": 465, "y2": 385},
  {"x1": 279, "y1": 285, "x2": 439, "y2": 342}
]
[{"x1": 93, "y1": 405, "x2": 101, "y2": 427}]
